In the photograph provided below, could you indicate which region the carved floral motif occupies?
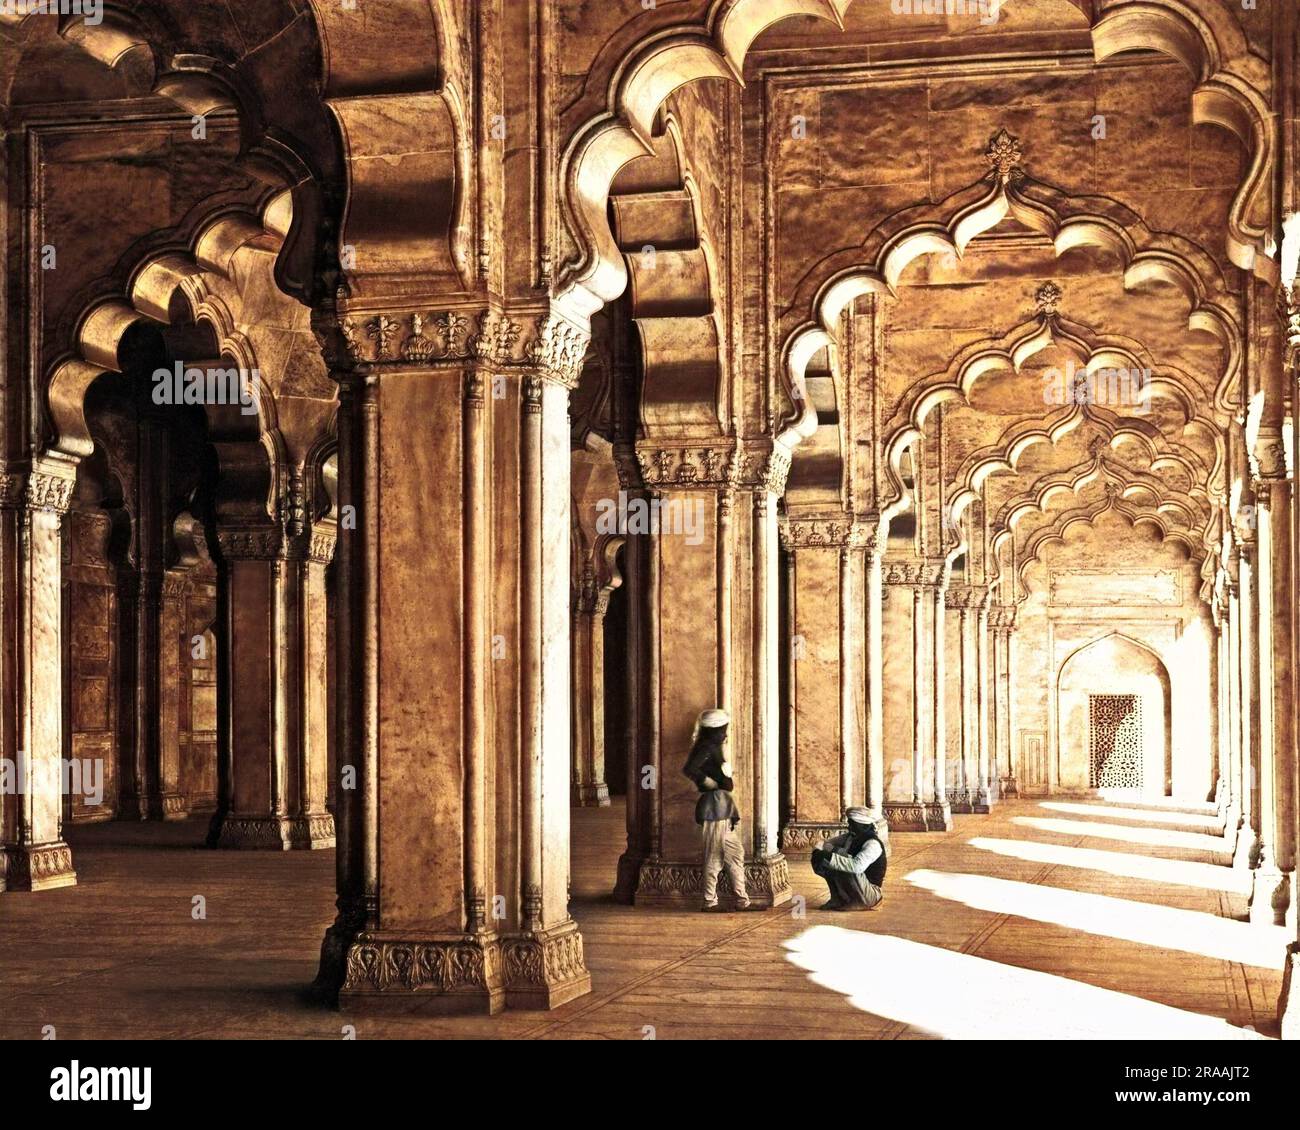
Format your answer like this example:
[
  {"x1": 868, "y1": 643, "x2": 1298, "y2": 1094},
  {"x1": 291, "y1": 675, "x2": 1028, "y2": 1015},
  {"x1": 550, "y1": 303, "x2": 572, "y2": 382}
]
[
  {"x1": 780, "y1": 519, "x2": 877, "y2": 550},
  {"x1": 343, "y1": 936, "x2": 500, "y2": 993},
  {"x1": 319, "y1": 308, "x2": 591, "y2": 388},
  {"x1": 985, "y1": 127, "x2": 1024, "y2": 184},
  {"x1": 882, "y1": 560, "x2": 947, "y2": 588},
  {"x1": 635, "y1": 444, "x2": 791, "y2": 494}
]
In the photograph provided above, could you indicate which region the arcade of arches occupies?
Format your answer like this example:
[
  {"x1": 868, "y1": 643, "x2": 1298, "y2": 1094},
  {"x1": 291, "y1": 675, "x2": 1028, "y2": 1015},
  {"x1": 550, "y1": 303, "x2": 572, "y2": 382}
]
[{"x1": 2, "y1": 0, "x2": 1300, "y2": 1038}]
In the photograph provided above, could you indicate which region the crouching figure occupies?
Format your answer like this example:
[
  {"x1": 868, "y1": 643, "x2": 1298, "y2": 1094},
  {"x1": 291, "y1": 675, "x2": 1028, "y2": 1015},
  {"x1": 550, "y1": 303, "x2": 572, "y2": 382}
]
[{"x1": 810, "y1": 807, "x2": 887, "y2": 911}]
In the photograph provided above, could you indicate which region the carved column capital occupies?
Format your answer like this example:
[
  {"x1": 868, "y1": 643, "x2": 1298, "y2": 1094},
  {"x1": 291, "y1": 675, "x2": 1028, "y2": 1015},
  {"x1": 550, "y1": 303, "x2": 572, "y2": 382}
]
[
  {"x1": 312, "y1": 303, "x2": 590, "y2": 390},
  {"x1": 215, "y1": 525, "x2": 284, "y2": 562},
  {"x1": 882, "y1": 557, "x2": 948, "y2": 589},
  {"x1": 24, "y1": 462, "x2": 77, "y2": 516},
  {"x1": 946, "y1": 584, "x2": 992, "y2": 611},
  {"x1": 779, "y1": 517, "x2": 876, "y2": 551},
  {"x1": 307, "y1": 522, "x2": 338, "y2": 564},
  {"x1": 635, "y1": 441, "x2": 792, "y2": 495}
]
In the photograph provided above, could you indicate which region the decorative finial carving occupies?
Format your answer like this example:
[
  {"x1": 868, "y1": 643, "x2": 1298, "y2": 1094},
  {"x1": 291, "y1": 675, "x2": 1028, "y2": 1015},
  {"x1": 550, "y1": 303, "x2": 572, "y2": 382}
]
[
  {"x1": 984, "y1": 128, "x2": 1024, "y2": 185},
  {"x1": 1035, "y1": 281, "x2": 1062, "y2": 318}
]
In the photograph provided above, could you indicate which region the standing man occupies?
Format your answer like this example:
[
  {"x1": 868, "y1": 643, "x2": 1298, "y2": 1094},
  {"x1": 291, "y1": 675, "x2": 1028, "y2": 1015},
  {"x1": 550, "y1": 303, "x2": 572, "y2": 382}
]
[
  {"x1": 682, "y1": 708, "x2": 753, "y2": 912},
  {"x1": 811, "y1": 808, "x2": 887, "y2": 911}
]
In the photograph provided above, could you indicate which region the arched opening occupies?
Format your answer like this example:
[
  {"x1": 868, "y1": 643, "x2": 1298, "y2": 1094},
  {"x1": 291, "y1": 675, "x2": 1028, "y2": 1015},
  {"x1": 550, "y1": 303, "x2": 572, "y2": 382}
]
[{"x1": 1055, "y1": 633, "x2": 1172, "y2": 800}]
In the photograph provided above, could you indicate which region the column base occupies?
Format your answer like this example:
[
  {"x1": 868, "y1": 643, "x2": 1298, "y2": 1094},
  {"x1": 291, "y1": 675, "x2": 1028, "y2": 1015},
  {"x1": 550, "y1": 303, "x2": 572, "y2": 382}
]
[
  {"x1": 339, "y1": 930, "x2": 506, "y2": 1015},
  {"x1": 1280, "y1": 943, "x2": 1300, "y2": 1040},
  {"x1": 999, "y1": 775, "x2": 1019, "y2": 798},
  {"x1": 1249, "y1": 866, "x2": 1290, "y2": 926},
  {"x1": 882, "y1": 801, "x2": 952, "y2": 832},
  {"x1": 1221, "y1": 803, "x2": 1241, "y2": 849},
  {"x1": 1231, "y1": 824, "x2": 1257, "y2": 870},
  {"x1": 2, "y1": 841, "x2": 77, "y2": 891},
  {"x1": 780, "y1": 820, "x2": 848, "y2": 857},
  {"x1": 613, "y1": 850, "x2": 643, "y2": 904},
  {"x1": 948, "y1": 788, "x2": 974, "y2": 813},
  {"x1": 632, "y1": 853, "x2": 792, "y2": 908},
  {"x1": 314, "y1": 902, "x2": 368, "y2": 1003},
  {"x1": 157, "y1": 793, "x2": 189, "y2": 821},
  {"x1": 502, "y1": 919, "x2": 592, "y2": 1009},
  {"x1": 210, "y1": 813, "x2": 336, "y2": 850},
  {"x1": 571, "y1": 782, "x2": 610, "y2": 808}
]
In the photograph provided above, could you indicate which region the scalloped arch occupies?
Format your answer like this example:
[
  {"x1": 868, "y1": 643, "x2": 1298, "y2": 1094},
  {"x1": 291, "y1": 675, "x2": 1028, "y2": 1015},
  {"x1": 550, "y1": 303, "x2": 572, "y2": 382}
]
[
  {"x1": 987, "y1": 454, "x2": 1208, "y2": 575},
  {"x1": 783, "y1": 170, "x2": 1244, "y2": 445},
  {"x1": 878, "y1": 310, "x2": 1221, "y2": 527},
  {"x1": 555, "y1": 0, "x2": 858, "y2": 326},
  {"x1": 1091, "y1": 0, "x2": 1275, "y2": 282},
  {"x1": 1014, "y1": 493, "x2": 1201, "y2": 598},
  {"x1": 47, "y1": 193, "x2": 293, "y2": 462}
]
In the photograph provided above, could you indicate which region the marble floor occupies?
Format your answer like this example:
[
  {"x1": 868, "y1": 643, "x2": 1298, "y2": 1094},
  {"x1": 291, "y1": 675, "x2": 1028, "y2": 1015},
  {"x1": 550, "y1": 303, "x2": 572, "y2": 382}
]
[{"x1": 0, "y1": 797, "x2": 1285, "y2": 1039}]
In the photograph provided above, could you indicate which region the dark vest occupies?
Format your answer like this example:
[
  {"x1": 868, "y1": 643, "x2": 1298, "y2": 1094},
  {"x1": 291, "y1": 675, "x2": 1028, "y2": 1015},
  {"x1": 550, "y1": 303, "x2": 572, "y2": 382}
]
[
  {"x1": 849, "y1": 832, "x2": 887, "y2": 887},
  {"x1": 866, "y1": 840, "x2": 887, "y2": 887}
]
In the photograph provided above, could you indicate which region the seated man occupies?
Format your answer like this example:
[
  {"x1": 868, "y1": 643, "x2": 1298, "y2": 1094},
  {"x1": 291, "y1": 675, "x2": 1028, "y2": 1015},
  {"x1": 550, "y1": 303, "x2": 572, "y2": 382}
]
[{"x1": 810, "y1": 807, "x2": 887, "y2": 911}]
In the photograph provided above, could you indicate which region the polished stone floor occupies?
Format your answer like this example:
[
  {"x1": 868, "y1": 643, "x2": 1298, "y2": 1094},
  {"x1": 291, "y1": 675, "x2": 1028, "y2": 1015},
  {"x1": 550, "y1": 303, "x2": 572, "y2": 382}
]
[{"x1": 0, "y1": 796, "x2": 1285, "y2": 1039}]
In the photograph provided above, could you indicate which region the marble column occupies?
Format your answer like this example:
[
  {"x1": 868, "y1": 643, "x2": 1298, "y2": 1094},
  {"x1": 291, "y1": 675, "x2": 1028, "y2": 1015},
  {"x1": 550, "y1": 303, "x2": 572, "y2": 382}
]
[
  {"x1": 619, "y1": 443, "x2": 792, "y2": 907},
  {"x1": 1226, "y1": 571, "x2": 1246, "y2": 857},
  {"x1": 999, "y1": 606, "x2": 1021, "y2": 797},
  {"x1": 991, "y1": 609, "x2": 1008, "y2": 796},
  {"x1": 115, "y1": 411, "x2": 176, "y2": 822},
  {"x1": 1234, "y1": 545, "x2": 1258, "y2": 870},
  {"x1": 948, "y1": 589, "x2": 976, "y2": 813},
  {"x1": 883, "y1": 560, "x2": 951, "y2": 831},
  {"x1": 210, "y1": 516, "x2": 335, "y2": 851},
  {"x1": 571, "y1": 571, "x2": 611, "y2": 807},
  {"x1": 932, "y1": 582, "x2": 949, "y2": 813},
  {"x1": 1250, "y1": 470, "x2": 1293, "y2": 924},
  {"x1": 976, "y1": 596, "x2": 993, "y2": 809},
  {"x1": 315, "y1": 307, "x2": 591, "y2": 1013},
  {"x1": 778, "y1": 517, "x2": 872, "y2": 855},
  {"x1": 0, "y1": 460, "x2": 79, "y2": 890},
  {"x1": 864, "y1": 539, "x2": 885, "y2": 815},
  {"x1": 613, "y1": 481, "x2": 649, "y2": 903},
  {"x1": 157, "y1": 572, "x2": 190, "y2": 819},
  {"x1": 1278, "y1": 279, "x2": 1300, "y2": 1035},
  {"x1": 1216, "y1": 603, "x2": 1239, "y2": 831}
]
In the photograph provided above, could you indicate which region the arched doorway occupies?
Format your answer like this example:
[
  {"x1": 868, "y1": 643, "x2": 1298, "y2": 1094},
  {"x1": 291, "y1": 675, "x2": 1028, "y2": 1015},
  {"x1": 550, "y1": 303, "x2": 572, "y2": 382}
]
[{"x1": 1055, "y1": 633, "x2": 1172, "y2": 798}]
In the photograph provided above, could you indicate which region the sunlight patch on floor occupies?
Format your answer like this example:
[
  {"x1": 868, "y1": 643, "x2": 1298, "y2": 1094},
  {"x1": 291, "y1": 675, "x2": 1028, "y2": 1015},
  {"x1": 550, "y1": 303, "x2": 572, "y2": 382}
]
[
  {"x1": 1090, "y1": 791, "x2": 1218, "y2": 814},
  {"x1": 967, "y1": 836, "x2": 1251, "y2": 895},
  {"x1": 1038, "y1": 801, "x2": 1224, "y2": 831},
  {"x1": 1012, "y1": 815, "x2": 1230, "y2": 854},
  {"x1": 904, "y1": 869, "x2": 1288, "y2": 969},
  {"x1": 781, "y1": 926, "x2": 1268, "y2": 1040}
]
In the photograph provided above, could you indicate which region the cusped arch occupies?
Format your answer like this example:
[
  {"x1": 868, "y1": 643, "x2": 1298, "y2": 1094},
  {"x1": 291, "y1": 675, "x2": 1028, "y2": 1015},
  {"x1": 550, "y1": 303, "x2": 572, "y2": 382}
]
[
  {"x1": 45, "y1": 194, "x2": 311, "y2": 523},
  {"x1": 2, "y1": 3, "x2": 342, "y2": 302},
  {"x1": 1012, "y1": 493, "x2": 1202, "y2": 603},
  {"x1": 556, "y1": 0, "x2": 859, "y2": 325},
  {"x1": 783, "y1": 151, "x2": 1244, "y2": 438},
  {"x1": 990, "y1": 453, "x2": 1208, "y2": 554},
  {"x1": 1091, "y1": 0, "x2": 1275, "y2": 281},
  {"x1": 878, "y1": 309, "x2": 1220, "y2": 528}
]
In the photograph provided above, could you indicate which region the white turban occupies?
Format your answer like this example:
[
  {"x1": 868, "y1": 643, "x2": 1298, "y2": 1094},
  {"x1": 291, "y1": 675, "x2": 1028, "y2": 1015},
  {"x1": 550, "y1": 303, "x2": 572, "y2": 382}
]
[{"x1": 698, "y1": 708, "x2": 730, "y2": 729}]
